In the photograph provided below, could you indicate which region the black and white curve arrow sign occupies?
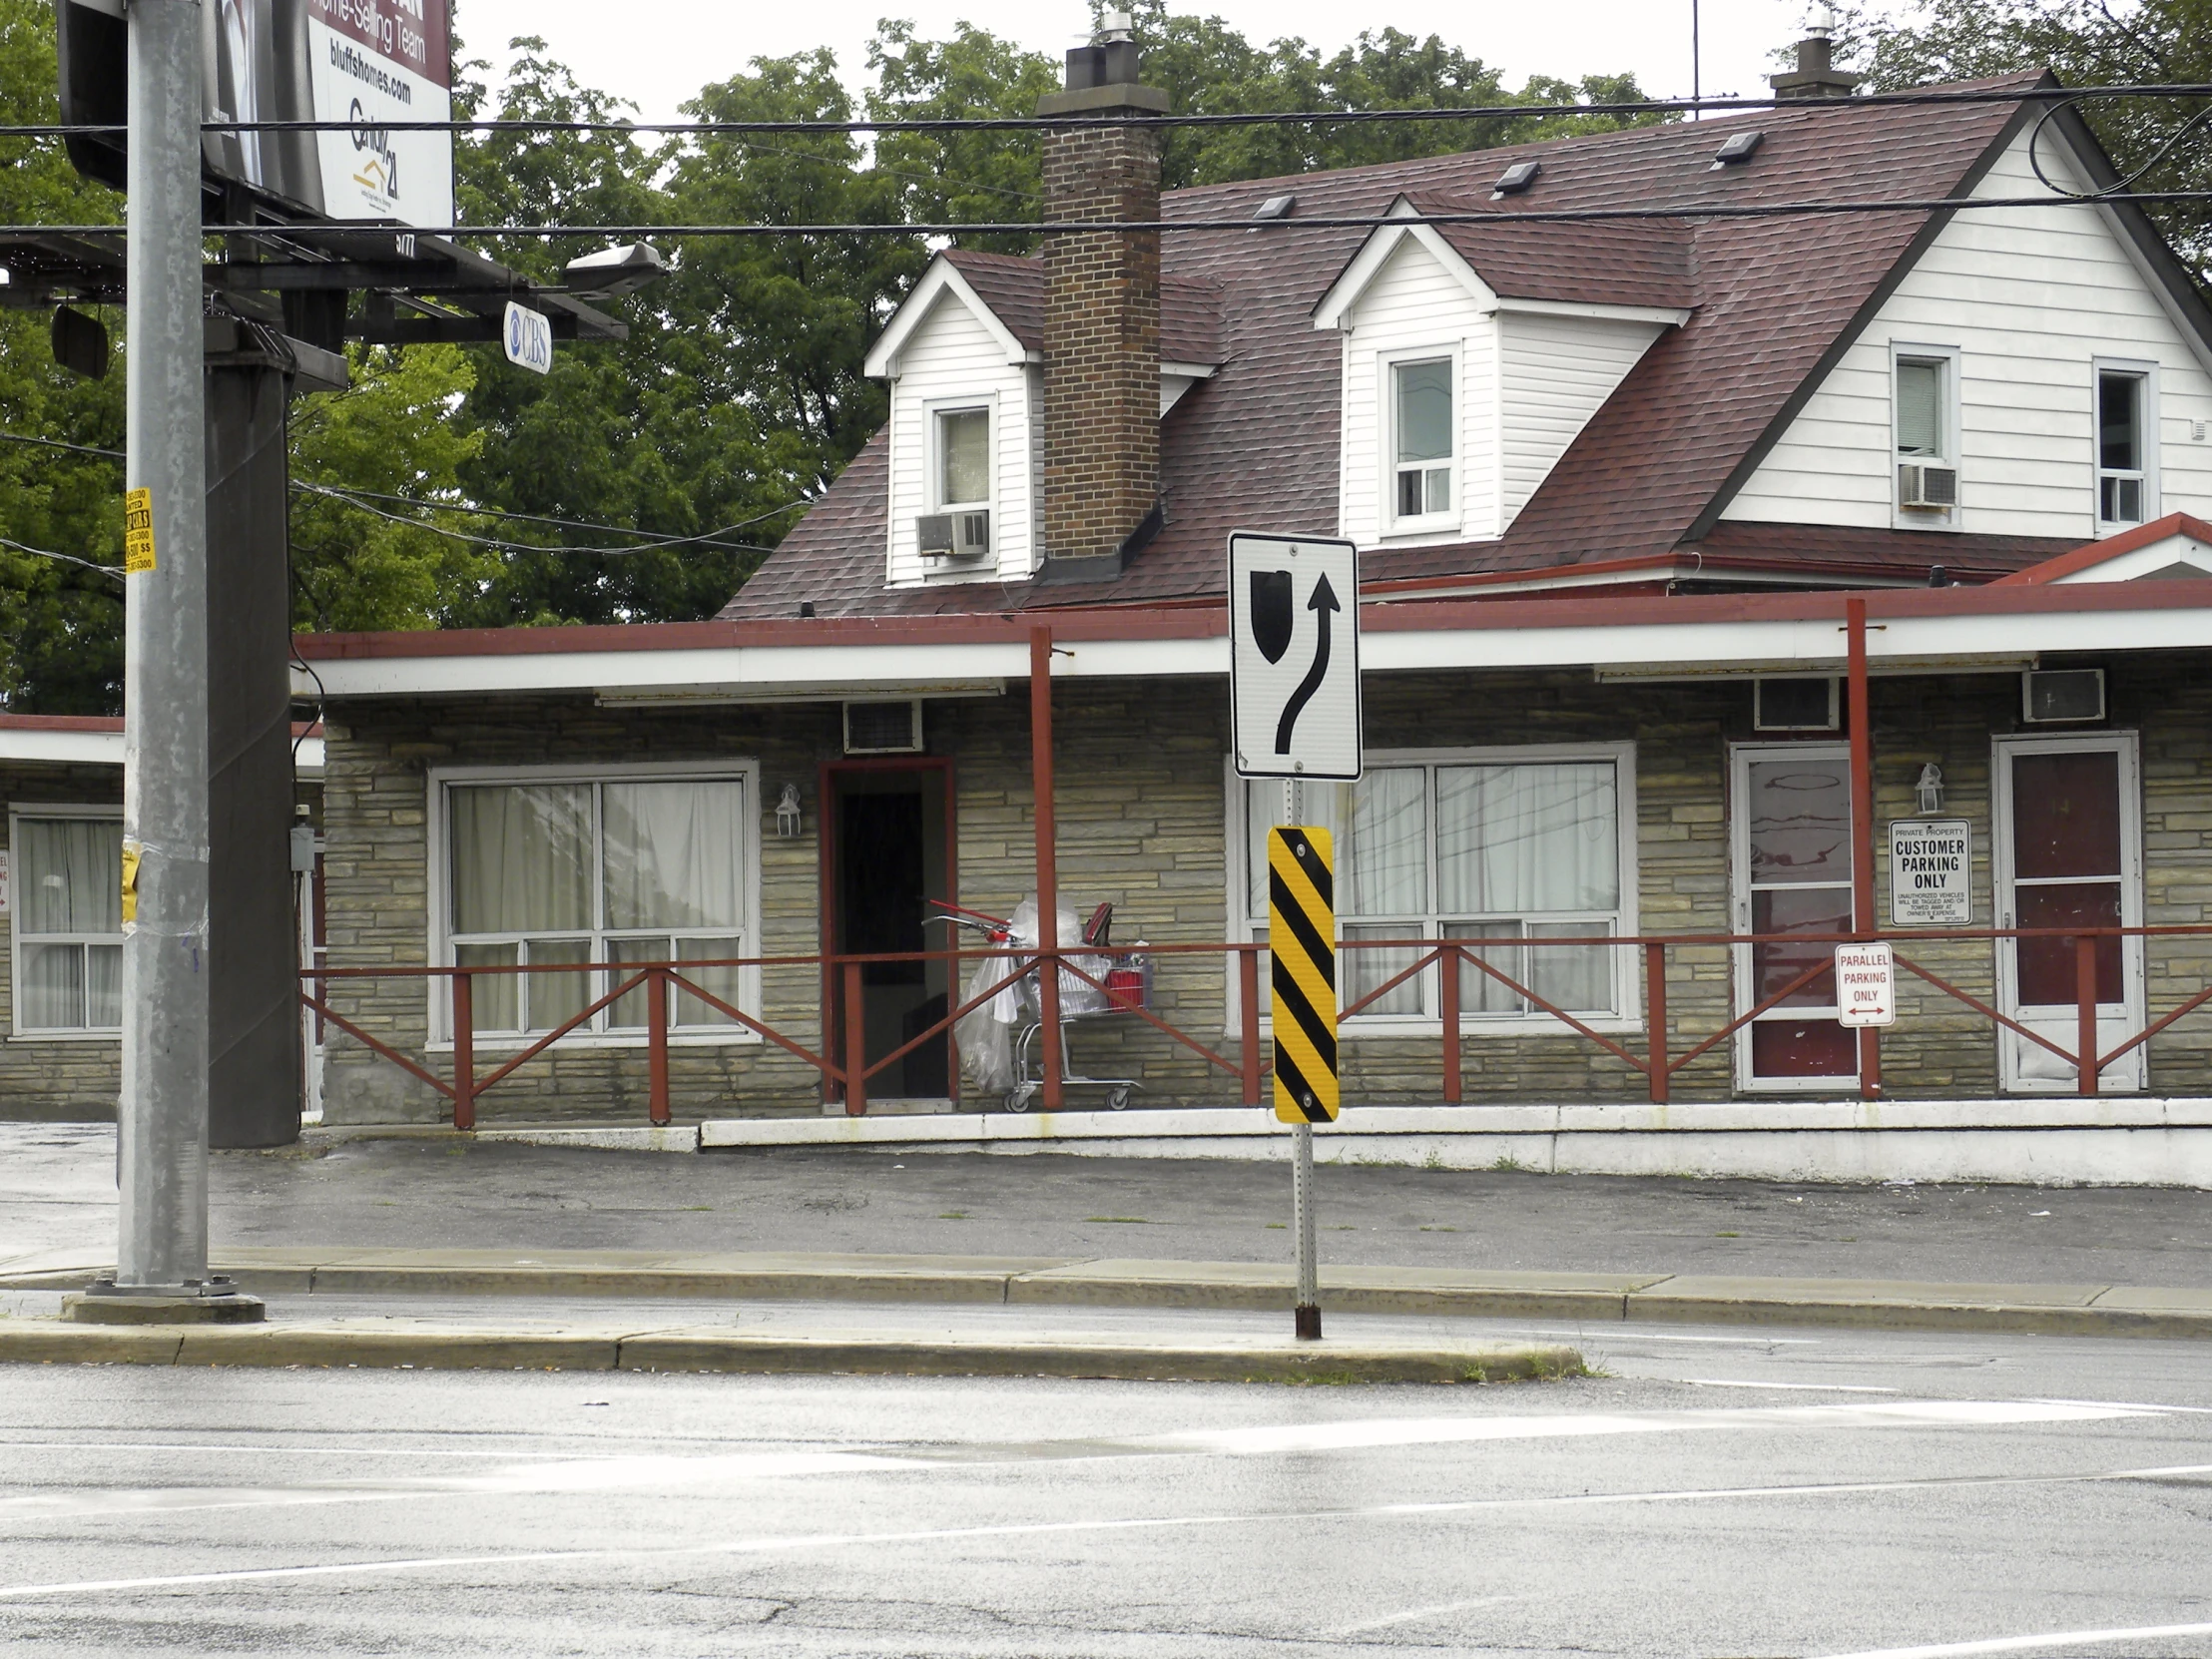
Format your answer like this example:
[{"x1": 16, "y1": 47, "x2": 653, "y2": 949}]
[
  {"x1": 1275, "y1": 571, "x2": 1340, "y2": 755},
  {"x1": 1228, "y1": 530, "x2": 1362, "y2": 782}
]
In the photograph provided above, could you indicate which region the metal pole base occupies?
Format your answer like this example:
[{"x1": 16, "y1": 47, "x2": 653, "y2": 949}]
[
  {"x1": 1294, "y1": 1304, "x2": 1323, "y2": 1341},
  {"x1": 63, "y1": 1277, "x2": 266, "y2": 1325}
]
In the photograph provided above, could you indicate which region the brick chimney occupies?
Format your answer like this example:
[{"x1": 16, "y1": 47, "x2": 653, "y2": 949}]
[
  {"x1": 1769, "y1": 5, "x2": 1861, "y2": 100},
  {"x1": 1035, "y1": 12, "x2": 1169, "y2": 581}
]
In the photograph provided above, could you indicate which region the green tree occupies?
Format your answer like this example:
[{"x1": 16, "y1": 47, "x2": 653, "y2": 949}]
[
  {"x1": 0, "y1": 0, "x2": 125, "y2": 712},
  {"x1": 288, "y1": 344, "x2": 498, "y2": 632}
]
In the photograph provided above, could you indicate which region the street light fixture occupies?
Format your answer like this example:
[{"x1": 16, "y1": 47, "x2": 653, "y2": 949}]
[{"x1": 562, "y1": 243, "x2": 668, "y2": 301}]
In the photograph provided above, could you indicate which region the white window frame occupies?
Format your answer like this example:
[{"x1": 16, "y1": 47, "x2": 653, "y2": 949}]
[
  {"x1": 8, "y1": 804, "x2": 125, "y2": 1041},
  {"x1": 1729, "y1": 741, "x2": 1860, "y2": 1094},
  {"x1": 425, "y1": 761, "x2": 763, "y2": 1052},
  {"x1": 2092, "y1": 357, "x2": 2159, "y2": 535},
  {"x1": 1381, "y1": 345, "x2": 1462, "y2": 537},
  {"x1": 925, "y1": 393, "x2": 995, "y2": 515},
  {"x1": 1891, "y1": 341, "x2": 1961, "y2": 531},
  {"x1": 1223, "y1": 743, "x2": 1641, "y2": 1037}
]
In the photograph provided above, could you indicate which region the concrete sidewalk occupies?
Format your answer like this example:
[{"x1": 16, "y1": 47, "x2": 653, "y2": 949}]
[{"x1": 5, "y1": 1246, "x2": 2209, "y2": 1339}]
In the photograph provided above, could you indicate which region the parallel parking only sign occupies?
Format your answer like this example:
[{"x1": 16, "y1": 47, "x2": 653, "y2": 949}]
[
  {"x1": 1835, "y1": 941, "x2": 1897, "y2": 1028},
  {"x1": 1230, "y1": 532, "x2": 1362, "y2": 781}
]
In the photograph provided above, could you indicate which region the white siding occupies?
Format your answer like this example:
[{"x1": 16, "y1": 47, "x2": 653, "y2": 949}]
[
  {"x1": 882, "y1": 291, "x2": 1036, "y2": 586},
  {"x1": 1337, "y1": 238, "x2": 1499, "y2": 548},
  {"x1": 1498, "y1": 311, "x2": 1667, "y2": 528},
  {"x1": 1723, "y1": 129, "x2": 2212, "y2": 538}
]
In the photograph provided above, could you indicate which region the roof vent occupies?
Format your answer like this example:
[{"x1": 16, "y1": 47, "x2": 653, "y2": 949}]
[
  {"x1": 1710, "y1": 129, "x2": 1764, "y2": 169},
  {"x1": 1490, "y1": 161, "x2": 1540, "y2": 199},
  {"x1": 1251, "y1": 194, "x2": 1296, "y2": 222}
]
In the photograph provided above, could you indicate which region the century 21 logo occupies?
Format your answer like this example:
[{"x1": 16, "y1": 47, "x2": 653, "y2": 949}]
[{"x1": 349, "y1": 98, "x2": 400, "y2": 200}]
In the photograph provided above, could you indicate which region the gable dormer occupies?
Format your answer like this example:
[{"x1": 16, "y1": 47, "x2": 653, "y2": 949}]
[
  {"x1": 865, "y1": 256, "x2": 1043, "y2": 587},
  {"x1": 1314, "y1": 195, "x2": 1691, "y2": 550},
  {"x1": 865, "y1": 251, "x2": 1224, "y2": 589}
]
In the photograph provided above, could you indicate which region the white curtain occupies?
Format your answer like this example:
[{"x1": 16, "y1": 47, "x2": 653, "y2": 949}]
[
  {"x1": 18, "y1": 818, "x2": 122, "y2": 934},
  {"x1": 449, "y1": 785, "x2": 591, "y2": 934},
  {"x1": 1344, "y1": 769, "x2": 1425, "y2": 917},
  {"x1": 1436, "y1": 763, "x2": 1617, "y2": 914},
  {"x1": 603, "y1": 782, "x2": 743, "y2": 931}
]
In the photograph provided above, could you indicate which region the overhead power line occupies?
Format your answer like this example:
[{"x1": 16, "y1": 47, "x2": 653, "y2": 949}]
[
  {"x1": 0, "y1": 533, "x2": 124, "y2": 580},
  {"x1": 9, "y1": 191, "x2": 2212, "y2": 244},
  {"x1": 0, "y1": 432, "x2": 807, "y2": 551},
  {"x1": 5, "y1": 82, "x2": 2210, "y2": 138}
]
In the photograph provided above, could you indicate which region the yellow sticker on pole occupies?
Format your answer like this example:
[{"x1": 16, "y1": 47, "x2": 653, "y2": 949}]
[
  {"x1": 1268, "y1": 825, "x2": 1338, "y2": 1123},
  {"x1": 124, "y1": 488, "x2": 156, "y2": 574},
  {"x1": 121, "y1": 839, "x2": 140, "y2": 927}
]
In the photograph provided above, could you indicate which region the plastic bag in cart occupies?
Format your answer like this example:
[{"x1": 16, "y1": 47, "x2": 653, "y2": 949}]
[{"x1": 1008, "y1": 895, "x2": 1112, "y2": 1016}]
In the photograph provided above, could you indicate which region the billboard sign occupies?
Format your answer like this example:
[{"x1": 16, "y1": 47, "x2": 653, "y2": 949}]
[{"x1": 58, "y1": 0, "x2": 454, "y2": 231}]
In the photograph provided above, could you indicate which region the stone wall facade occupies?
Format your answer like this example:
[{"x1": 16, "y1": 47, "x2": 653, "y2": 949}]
[{"x1": 311, "y1": 653, "x2": 2212, "y2": 1125}]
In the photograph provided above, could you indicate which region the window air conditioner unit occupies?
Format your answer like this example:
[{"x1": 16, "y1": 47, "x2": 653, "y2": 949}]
[
  {"x1": 843, "y1": 699, "x2": 924, "y2": 755},
  {"x1": 916, "y1": 509, "x2": 991, "y2": 569},
  {"x1": 2022, "y1": 668, "x2": 2105, "y2": 725},
  {"x1": 1898, "y1": 463, "x2": 1958, "y2": 510},
  {"x1": 1753, "y1": 676, "x2": 1840, "y2": 732}
]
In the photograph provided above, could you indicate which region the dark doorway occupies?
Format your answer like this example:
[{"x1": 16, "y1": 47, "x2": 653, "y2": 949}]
[{"x1": 826, "y1": 763, "x2": 953, "y2": 1102}]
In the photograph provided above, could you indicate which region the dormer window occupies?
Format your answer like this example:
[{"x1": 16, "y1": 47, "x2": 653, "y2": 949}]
[
  {"x1": 935, "y1": 406, "x2": 991, "y2": 510},
  {"x1": 1391, "y1": 356, "x2": 1454, "y2": 524}
]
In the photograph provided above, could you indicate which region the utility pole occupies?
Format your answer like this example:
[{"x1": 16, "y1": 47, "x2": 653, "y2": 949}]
[{"x1": 68, "y1": 0, "x2": 261, "y2": 1324}]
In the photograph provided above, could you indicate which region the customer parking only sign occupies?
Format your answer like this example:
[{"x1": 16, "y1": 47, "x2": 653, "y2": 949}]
[{"x1": 1890, "y1": 820, "x2": 1972, "y2": 925}]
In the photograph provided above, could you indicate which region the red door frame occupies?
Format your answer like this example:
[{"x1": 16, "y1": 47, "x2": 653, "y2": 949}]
[{"x1": 818, "y1": 756, "x2": 959, "y2": 1109}]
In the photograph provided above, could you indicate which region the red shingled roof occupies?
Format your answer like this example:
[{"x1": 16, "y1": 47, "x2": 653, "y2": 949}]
[
  {"x1": 727, "y1": 78, "x2": 2055, "y2": 621},
  {"x1": 943, "y1": 250, "x2": 1227, "y2": 364}
]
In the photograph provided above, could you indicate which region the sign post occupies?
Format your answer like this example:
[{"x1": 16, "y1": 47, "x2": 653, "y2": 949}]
[{"x1": 1230, "y1": 531, "x2": 1360, "y2": 1342}]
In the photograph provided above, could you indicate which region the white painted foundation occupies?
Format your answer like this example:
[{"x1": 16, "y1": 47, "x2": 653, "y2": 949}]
[{"x1": 677, "y1": 1099, "x2": 2212, "y2": 1188}]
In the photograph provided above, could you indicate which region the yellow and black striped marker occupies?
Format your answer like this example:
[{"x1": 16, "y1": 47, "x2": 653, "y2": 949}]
[{"x1": 1269, "y1": 826, "x2": 1338, "y2": 1123}]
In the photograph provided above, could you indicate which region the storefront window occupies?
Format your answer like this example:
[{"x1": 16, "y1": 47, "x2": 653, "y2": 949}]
[
  {"x1": 1240, "y1": 748, "x2": 1633, "y2": 1024},
  {"x1": 443, "y1": 775, "x2": 750, "y2": 1034},
  {"x1": 10, "y1": 812, "x2": 124, "y2": 1033}
]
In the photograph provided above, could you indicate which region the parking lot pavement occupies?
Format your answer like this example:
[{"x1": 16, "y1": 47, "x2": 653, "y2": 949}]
[{"x1": 6, "y1": 1122, "x2": 2207, "y2": 1289}]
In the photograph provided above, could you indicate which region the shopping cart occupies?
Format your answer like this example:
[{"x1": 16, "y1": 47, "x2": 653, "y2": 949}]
[{"x1": 934, "y1": 898, "x2": 1153, "y2": 1112}]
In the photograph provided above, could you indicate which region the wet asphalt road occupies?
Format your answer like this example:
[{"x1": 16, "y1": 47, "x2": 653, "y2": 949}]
[
  {"x1": 7, "y1": 1124, "x2": 2209, "y2": 1288},
  {"x1": 4, "y1": 1320, "x2": 2210, "y2": 1658}
]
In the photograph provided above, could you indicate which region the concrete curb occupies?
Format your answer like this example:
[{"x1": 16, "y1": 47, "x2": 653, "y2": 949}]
[
  {"x1": 7, "y1": 1250, "x2": 2209, "y2": 1338},
  {"x1": 0, "y1": 1321, "x2": 1583, "y2": 1383}
]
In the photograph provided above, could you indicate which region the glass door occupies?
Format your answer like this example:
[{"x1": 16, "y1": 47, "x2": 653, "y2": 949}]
[
  {"x1": 1732, "y1": 745, "x2": 1859, "y2": 1090},
  {"x1": 1993, "y1": 735, "x2": 2144, "y2": 1092}
]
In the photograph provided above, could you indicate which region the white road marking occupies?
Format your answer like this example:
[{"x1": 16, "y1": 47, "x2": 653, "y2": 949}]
[
  {"x1": 1335, "y1": 1595, "x2": 1517, "y2": 1633},
  {"x1": 2026, "y1": 1396, "x2": 2212, "y2": 1416},
  {"x1": 1684, "y1": 1381, "x2": 1902, "y2": 1393},
  {"x1": 0, "y1": 1399, "x2": 2164, "y2": 1523},
  {"x1": 4, "y1": 1462, "x2": 2207, "y2": 1602},
  {"x1": 1129, "y1": 1398, "x2": 2152, "y2": 1458},
  {"x1": 1528, "y1": 1330, "x2": 1821, "y2": 1345},
  {"x1": 1814, "y1": 1620, "x2": 2212, "y2": 1658}
]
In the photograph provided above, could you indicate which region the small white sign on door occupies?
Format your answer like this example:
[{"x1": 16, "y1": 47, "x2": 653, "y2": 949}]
[
  {"x1": 1891, "y1": 819, "x2": 1971, "y2": 925},
  {"x1": 1835, "y1": 941, "x2": 1896, "y2": 1028}
]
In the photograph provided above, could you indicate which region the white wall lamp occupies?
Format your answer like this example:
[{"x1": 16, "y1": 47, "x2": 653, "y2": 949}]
[
  {"x1": 1915, "y1": 763, "x2": 1945, "y2": 815},
  {"x1": 775, "y1": 783, "x2": 805, "y2": 838}
]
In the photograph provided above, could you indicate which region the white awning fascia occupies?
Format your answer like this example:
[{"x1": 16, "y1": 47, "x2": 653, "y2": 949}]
[{"x1": 291, "y1": 598, "x2": 2212, "y2": 702}]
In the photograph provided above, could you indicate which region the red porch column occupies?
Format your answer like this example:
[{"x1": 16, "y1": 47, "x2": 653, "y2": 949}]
[
  {"x1": 1030, "y1": 626, "x2": 1064, "y2": 1111},
  {"x1": 1847, "y1": 597, "x2": 1881, "y2": 1099}
]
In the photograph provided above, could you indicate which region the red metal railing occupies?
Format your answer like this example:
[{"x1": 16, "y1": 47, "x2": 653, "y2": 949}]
[{"x1": 301, "y1": 923, "x2": 2212, "y2": 1127}]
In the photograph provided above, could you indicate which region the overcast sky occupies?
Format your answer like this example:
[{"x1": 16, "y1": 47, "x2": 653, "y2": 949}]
[{"x1": 450, "y1": 0, "x2": 1834, "y2": 126}]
